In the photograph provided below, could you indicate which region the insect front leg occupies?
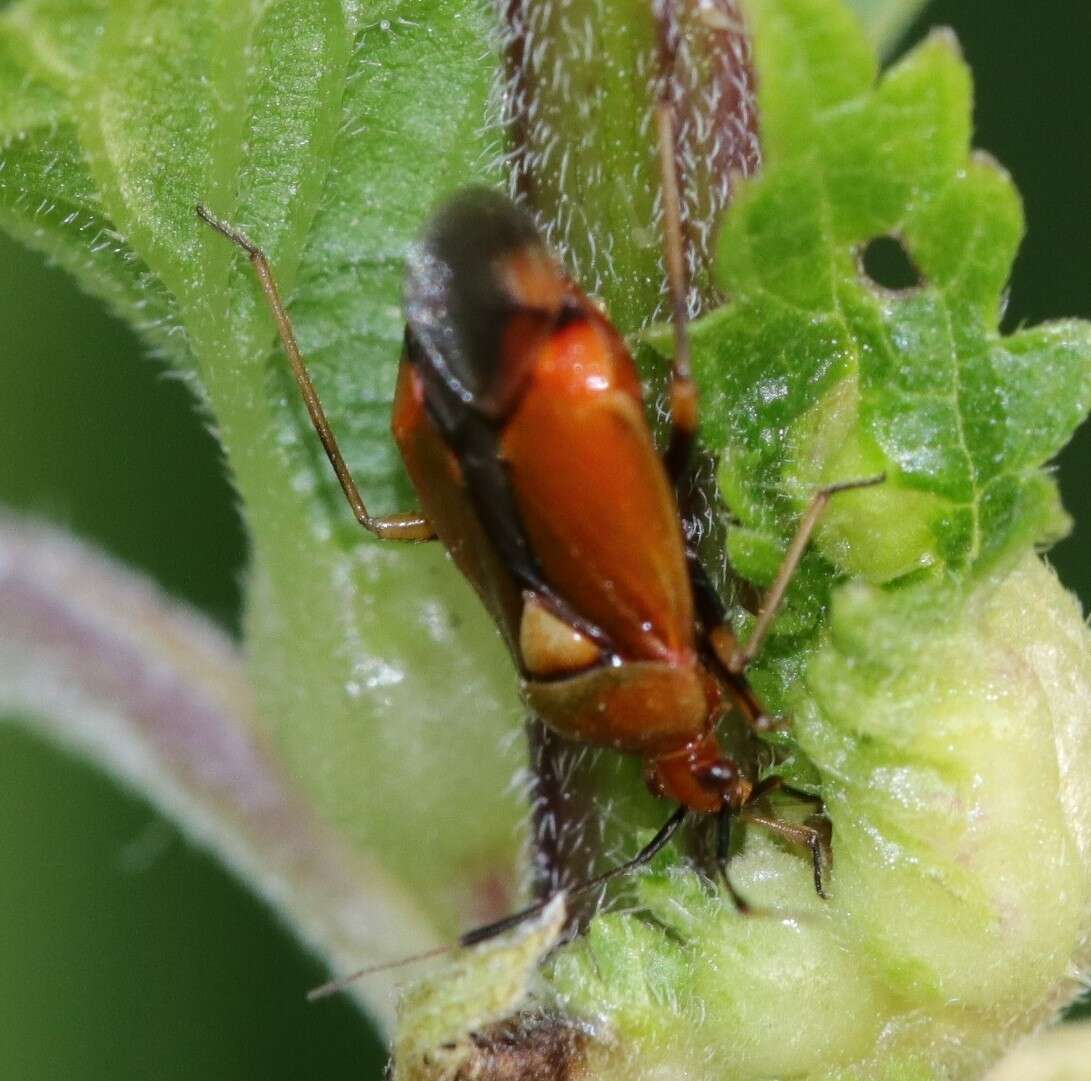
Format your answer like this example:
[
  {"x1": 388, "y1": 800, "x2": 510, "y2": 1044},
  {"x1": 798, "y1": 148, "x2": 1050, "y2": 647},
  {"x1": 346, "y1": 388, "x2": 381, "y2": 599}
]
[
  {"x1": 740, "y1": 811, "x2": 829, "y2": 900},
  {"x1": 196, "y1": 206, "x2": 435, "y2": 543},
  {"x1": 713, "y1": 807, "x2": 753, "y2": 914}
]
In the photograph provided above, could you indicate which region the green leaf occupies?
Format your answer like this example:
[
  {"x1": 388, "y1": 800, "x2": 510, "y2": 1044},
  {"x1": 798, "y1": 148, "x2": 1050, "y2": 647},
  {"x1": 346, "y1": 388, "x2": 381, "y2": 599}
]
[
  {"x1": 846, "y1": 0, "x2": 930, "y2": 54},
  {"x1": 5, "y1": 0, "x2": 1091, "y2": 1076},
  {"x1": 0, "y1": 124, "x2": 186, "y2": 367},
  {"x1": 524, "y1": 2, "x2": 1091, "y2": 1075},
  {"x1": 985, "y1": 1021, "x2": 1091, "y2": 1081},
  {"x1": 222, "y1": 3, "x2": 527, "y2": 921},
  {"x1": 1, "y1": 0, "x2": 111, "y2": 91},
  {"x1": 0, "y1": 3, "x2": 185, "y2": 366},
  {"x1": 393, "y1": 896, "x2": 566, "y2": 1077},
  {"x1": 689, "y1": 1, "x2": 1091, "y2": 592},
  {"x1": 0, "y1": 0, "x2": 526, "y2": 936},
  {"x1": 538, "y1": 553, "x2": 1091, "y2": 1080},
  {"x1": 797, "y1": 558, "x2": 1091, "y2": 1020}
]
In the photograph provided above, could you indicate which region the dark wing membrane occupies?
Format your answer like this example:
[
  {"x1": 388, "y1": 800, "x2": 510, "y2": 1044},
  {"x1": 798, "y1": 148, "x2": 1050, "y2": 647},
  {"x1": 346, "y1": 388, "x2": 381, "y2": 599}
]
[{"x1": 403, "y1": 188, "x2": 548, "y2": 435}]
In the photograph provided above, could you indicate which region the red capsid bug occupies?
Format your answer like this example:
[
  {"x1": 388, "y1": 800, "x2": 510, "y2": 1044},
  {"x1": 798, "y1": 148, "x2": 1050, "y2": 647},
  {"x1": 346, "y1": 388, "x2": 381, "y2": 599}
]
[{"x1": 196, "y1": 99, "x2": 881, "y2": 994}]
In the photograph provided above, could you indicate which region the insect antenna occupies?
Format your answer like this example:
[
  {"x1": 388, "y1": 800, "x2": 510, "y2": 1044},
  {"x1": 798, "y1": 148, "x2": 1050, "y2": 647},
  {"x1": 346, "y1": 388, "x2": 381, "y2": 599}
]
[{"x1": 306, "y1": 805, "x2": 688, "y2": 1002}]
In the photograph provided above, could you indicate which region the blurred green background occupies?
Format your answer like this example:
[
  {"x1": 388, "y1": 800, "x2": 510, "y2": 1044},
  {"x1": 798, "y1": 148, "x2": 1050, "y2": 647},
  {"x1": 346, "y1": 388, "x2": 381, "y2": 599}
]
[{"x1": 1, "y1": 2, "x2": 1088, "y2": 1077}]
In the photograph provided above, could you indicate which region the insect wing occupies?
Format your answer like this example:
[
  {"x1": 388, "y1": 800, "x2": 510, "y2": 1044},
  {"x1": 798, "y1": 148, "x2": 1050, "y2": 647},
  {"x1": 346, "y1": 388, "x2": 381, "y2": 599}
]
[{"x1": 501, "y1": 304, "x2": 696, "y2": 666}]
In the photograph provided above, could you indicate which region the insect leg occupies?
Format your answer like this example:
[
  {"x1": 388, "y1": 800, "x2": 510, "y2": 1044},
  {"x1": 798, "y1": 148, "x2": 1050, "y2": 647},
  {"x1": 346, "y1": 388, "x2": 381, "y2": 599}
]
[
  {"x1": 741, "y1": 811, "x2": 828, "y2": 900},
  {"x1": 654, "y1": 99, "x2": 699, "y2": 488},
  {"x1": 753, "y1": 774, "x2": 826, "y2": 811},
  {"x1": 689, "y1": 557, "x2": 779, "y2": 733},
  {"x1": 716, "y1": 474, "x2": 886, "y2": 675},
  {"x1": 196, "y1": 205, "x2": 435, "y2": 542},
  {"x1": 714, "y1": 807, "x2": 752, "y2": 914}
]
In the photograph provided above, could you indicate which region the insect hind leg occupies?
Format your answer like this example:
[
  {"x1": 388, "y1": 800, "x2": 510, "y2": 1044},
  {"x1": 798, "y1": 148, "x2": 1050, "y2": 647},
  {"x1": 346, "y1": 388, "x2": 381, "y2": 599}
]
[{"x1": 195, "y1": 205, "x2": 435, "y2": 542}]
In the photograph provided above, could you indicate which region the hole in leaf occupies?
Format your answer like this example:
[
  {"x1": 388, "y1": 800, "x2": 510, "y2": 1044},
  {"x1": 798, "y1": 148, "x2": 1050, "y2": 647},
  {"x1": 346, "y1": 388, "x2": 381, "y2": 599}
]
[{"x1": 860, "y1": 235, "x2": 923, "y2": 292}]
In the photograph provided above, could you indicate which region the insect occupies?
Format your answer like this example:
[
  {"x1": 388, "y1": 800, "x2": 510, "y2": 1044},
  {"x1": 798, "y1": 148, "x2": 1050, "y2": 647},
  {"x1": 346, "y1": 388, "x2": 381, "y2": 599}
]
[{"x1": 197, "y1": 99, "x2": 879, "y2": 990}]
